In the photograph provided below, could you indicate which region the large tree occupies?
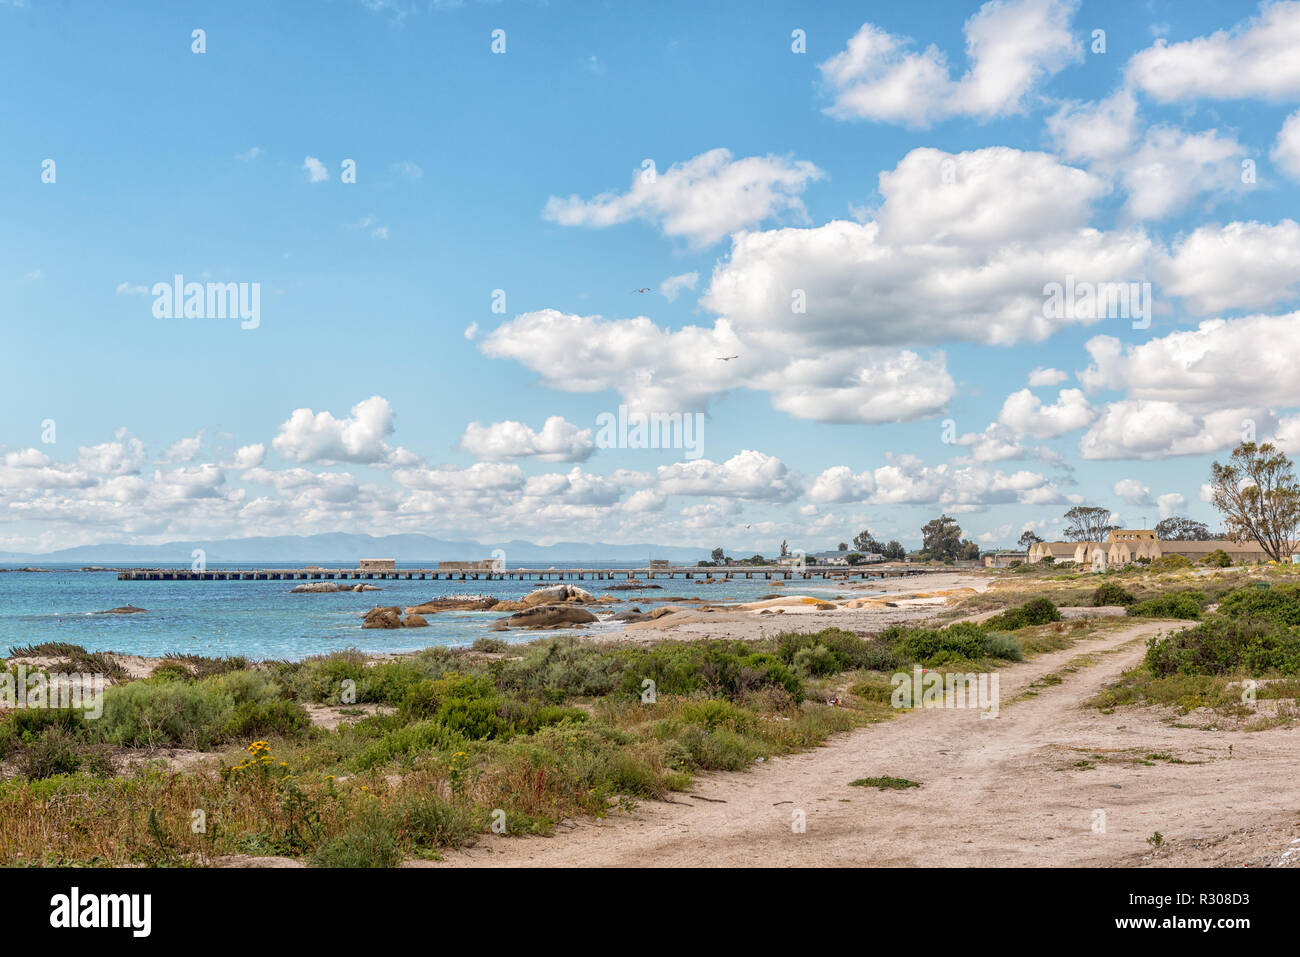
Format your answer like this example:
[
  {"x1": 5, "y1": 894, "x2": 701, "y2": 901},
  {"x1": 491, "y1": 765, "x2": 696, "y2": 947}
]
[
  {"x1": 883, "y1": 540, "x2": 906, "y2": 560},
  {"x1": 1209, "y1": 442, "x2": 1300, "y2": 563},
  {"x1": 920, "y1": 514, "x2": 963, "y2": 561},
  {"x1": 1062, "y1": 506, "x2": 1117, "y2": 542},
  {"x1": 1154, "y1": 516, "x2": 1211, "y2": 541},
  {"x1": 710, "y1": 547, "x2": 724, "y2": 562},
  {"x1": 1017, "y1": 530, "x2": 1043, "y2": 550},
  {"x1": 852, "y1": 528, "x2": 884, "y2": 554}
]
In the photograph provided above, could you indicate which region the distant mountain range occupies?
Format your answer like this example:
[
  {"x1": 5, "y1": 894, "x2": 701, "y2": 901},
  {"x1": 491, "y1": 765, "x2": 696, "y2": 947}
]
[{"x1": 0, "y1": 533, "x2": 710, "y2": 565}]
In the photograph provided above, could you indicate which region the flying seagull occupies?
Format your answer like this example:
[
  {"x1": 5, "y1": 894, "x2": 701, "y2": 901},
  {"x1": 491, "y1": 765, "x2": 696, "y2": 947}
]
[
  {"x1": 716, "y1": 355, "x2": 739, "y2": 361},
  {"x1": 633, "y1": 287, "x2": 650, "y2": 293}
]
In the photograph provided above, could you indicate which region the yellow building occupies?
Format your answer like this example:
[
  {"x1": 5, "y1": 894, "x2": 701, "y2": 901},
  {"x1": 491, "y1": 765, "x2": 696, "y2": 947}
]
[{"x1": 1027, "y1": 530, "x2": 1268, "y2": 567}]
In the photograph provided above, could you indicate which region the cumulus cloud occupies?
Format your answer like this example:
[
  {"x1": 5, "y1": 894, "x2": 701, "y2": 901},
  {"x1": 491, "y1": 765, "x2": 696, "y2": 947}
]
[
  {"x1": 1027, "y1": 367, "x2": 1068, "y2": 387},
  {"x1": 1157, "y1": 492, "x2": 1187, "y2": 519},
  {"x1": 224, "y1": 444, "x2": 266, "y2": 469},
  {"x1": 1113, "y1": 478, "x2": 1153, "y2": 506},
  {"x1": 158, "y1": 431, "x2": 204, "y2": 465},
  {"x1": 1273, "y1": 110, "x2": 1300, "y2": 179},
  {"x1": 1126, "y1": 2, "x2": 1300, "y2": 102},
  {"x1": 807, "y1": 466, "x2": 875, "y2": 504},
  {"x1": 302, "y1": 156, "x2": 328, "y2": 183},
  {"x1": 819, "y1": 0, "x2": 1081, "y2": 127},
  {"x1": 271, "y1": 396, "x2": 418, "y2": 467},
  {"x1": 1079, "y1": 400, "x2": 1271, "y2": 460},
  {"x1": 1157, "y1": 221, "x2": 1300, "y2": 313},
  {"x1": 656, "y1": 450, "x2": 800, "y2": 502},
  {"x1": 659, "y1": 271, "x2": 698, "y2": 302},
  {"x1": 997, "y1": 388, "x2": 1096, "y2": 439},
  {"x1": 1120, "y1": 126, "x2": 1247, "y2": 221},
  {"x1": 460, "y1": 417, "x2": 595, "y2": 462},
  {"x1": 543, "y1": 148, "x2": 824, "y2": 248}
]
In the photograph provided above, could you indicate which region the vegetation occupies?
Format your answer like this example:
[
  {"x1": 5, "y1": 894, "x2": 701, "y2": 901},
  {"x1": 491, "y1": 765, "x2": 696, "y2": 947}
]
[
  {"x1": 1209, "y1": 441, "x2": 1300, "y2": 563},
  {"x1": 1126, "y1": 590, "x2": 1205, "y2": 620},
  {"x1": 1062, "y1": 505, "x2": 1117, "y2": 543}
]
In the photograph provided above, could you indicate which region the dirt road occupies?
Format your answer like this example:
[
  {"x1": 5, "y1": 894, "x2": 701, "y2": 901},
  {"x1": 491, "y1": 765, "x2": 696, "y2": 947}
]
[{"x1": 437, "y1": 621, "x2": 1300, "y2": 867}]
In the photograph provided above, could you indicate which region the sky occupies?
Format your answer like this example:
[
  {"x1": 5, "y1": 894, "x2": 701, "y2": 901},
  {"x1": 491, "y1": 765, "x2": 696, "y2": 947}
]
[{"x1": 1, "y1": 0, "x2": 1298, "y2": 555}]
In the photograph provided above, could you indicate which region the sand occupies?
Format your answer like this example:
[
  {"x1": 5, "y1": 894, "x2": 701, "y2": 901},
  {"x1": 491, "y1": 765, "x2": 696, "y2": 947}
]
[{"x1": 432, "y1": 619, "x2": 1300, "y2": 868}]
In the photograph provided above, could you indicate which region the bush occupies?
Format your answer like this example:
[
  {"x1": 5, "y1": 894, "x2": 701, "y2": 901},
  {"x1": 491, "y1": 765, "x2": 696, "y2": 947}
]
[
  {"x1": 1217, "y1": 584, "x2": 1300, "y2": 626},
  {"x1": 616, "y1": 641, "x2": 806, "y2": 704},
  {"x1": 310, "y1": 808, "x2": 403, "y2": 868},
  {"x1": 498, "y1": 637, "x2": 619, "y2": 699},
  {"x1": 1202, "y1": 549, "x2": 1233, "y2": 568},
  {"x1": 1152, "y1": 554, "x2": 1193, "y2": 570},
  {"x1": 1144, "y1": 617, "x2": 1300, "y2": 677},
  {"x1": 1127, "y1": 590, "x2": 1204, "y2": 620},
  {"x1": 220, "y1": 698, "x2": 312, "y2": 741},
  {"x1": 985, "y1": 598, "x2": 1061, "y2": 630},
  {"x1": 435, "y1": 696, "x2": 507, "y2": 740},
  {"x1": 791, "y1": 643, "x2": 839, "y2": 677},
  {"x1": 881, "y1": 622, "x2": 1022, "y2": 666},
  {"x1": 15, "y1": 726, "x2": 114, "y2": 780},
  {"x1": 775, "y1": 629, "x2": 899, "y2": 673},
  {"x1": 281, "y1": 651, "x2": 367, "y2": 703},
  {"x1": 1092, "y1": 582, "x2": 1136, "y2": 606},
  {"x1": 98, "y1": 680, "x2": 234, "y2": 749},
  {"x1": 393, "y1": 792, "x2": 477, "y2": 850}
]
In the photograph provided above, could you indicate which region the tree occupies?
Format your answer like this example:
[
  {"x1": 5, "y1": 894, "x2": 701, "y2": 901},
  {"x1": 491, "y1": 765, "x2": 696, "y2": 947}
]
[
  {"x1": 779, "y1": 539, "x2": 789, "y2": 558},
  {"x1": 852, "y1": 529, "x2": 883, "y2": 554},
  {"x1": 1062, "y1": 506, "x2": 1117, "y2": 542},
  {"x1": 1154, "y1": 516, "x2": 1210, "y2": 541},
  {"x1": 1209, "y1": 442, "x2": 1300, "y2": 563},
  {"x1": 1017, "y1": 530, "x2": 1043, "y2": 550},
  {"x1": 920, "y1": 514, "x2": 963, "y2": 562},
  {"x1": 883, "y1": 540, "x2": 905, "y2": 560},
  {"x1": 837, "y1": 542, "x2": 848, "y2": 552},
  {"x1": 958, "y1": 540, "x2": 981, "y2": 560},
  {"x1": 710, "y1": 547, "x2": 725, "y2": 562}
]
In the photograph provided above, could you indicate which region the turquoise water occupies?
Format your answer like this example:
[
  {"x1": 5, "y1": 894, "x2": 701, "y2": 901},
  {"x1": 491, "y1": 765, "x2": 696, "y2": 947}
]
[{"x1": 0, "y1": 564, "x2": 822, "y2": 661}]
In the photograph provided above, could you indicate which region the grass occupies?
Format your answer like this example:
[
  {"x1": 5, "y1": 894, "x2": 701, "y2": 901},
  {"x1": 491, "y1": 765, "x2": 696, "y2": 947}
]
[{"x1": 849, "y1": 776, "x2": 920, "y2": 790}]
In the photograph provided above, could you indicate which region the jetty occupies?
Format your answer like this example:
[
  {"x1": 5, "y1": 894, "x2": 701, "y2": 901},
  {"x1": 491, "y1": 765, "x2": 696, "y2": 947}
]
[{"x1": 114, "y1": 564, "x2": 945, "y2": 582}]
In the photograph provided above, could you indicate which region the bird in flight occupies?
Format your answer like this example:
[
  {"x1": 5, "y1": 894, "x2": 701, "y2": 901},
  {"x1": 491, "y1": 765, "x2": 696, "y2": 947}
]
[
  {"x1": 716, "y1": 355, "x2": 739, "y2": 361},
  {"x1": 633, "y1": 287, "x2": 650, "y2": 293},
  {"x1": 744, "y1": 524, "x2": 752, "y2": 530}
]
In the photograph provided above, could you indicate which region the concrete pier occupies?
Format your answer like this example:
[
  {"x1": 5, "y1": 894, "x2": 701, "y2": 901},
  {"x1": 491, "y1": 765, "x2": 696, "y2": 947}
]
[{"x1": 114, "y1": 564, "x2": 941, "y2": 582}]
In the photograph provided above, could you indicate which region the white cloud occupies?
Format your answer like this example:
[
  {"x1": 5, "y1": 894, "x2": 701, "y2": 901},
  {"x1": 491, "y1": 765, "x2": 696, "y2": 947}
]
[
  {"x1": 77, "y1": 431, "x2": 147, "y2": 476},
  {"x1": 1157, "y1": 492, "x2": 1186, "y2": 519},
  {"x1": 807, "y1": 466, "x2": 874, "y2": 504},
  {"x1": 1120, "y1": 125, "x2": 1246, "y2": 221},
  {"x1": 656, "y1": 450, "x2": 799, "y2": 502},
  {"x1": 392, "y1": 461, "x2": 525, "y2": 493},
  {"x1": 235, "y1": 147, "x2": 262, "y2": 162},
  {"x1": 158, "y1": 431, "x2": 204, "y2": 464},
  {"x1": 463, "y1": 322, "x2": 480, "y2": 340},
  {"x1": 224, "y1": 444, "x2": 266, "y2": 469},
  {"x1": 1079, "y1": 400, "x2": 1271, "y2": 460},
  {"x1": 1027, "y1": 367, "x2": 1068, "y2": 387},
  {"x1": 660, "y1": 271, "x2": 698, "y2": 302},
  {"x1": 819, "y1": 0, "x2": 1081, "y2": 127},
  {"x1": 1272, "y1": 110, "x2": 1300, "y2": 180},
  {"x1": 1047, "y1": 89, "x2": 1138, "y2": 164},
  {"x1": 1080, "y1": 314, "x2": 1300, "y2": 410},
  {"x1": 1113, "y1": 478, "x2": 1153, "y2": 506},
  {"x1": 1126, "y1": 2, "x2": 1300, "y2": 102},
  {"x1": 271, "y1": 396, "x2": 418, "y2": 466},
  {"x1": 1157, "y1": 221, "x2": 1300, "y2": 313},
  {"x1": 460, "y1": 417, "x2": 595, "y2": 463},
  {"x1": 998, "y1": 388, "x2": 1095, "y2": 439},
  {"x1": 115, "y1": 282, "x2": 149, "y2": 295},
  {"x1": 302, "y1": 156, "x2": 328, "y2": 183},
  {"x1": 543, "y1": 148, "x2": 824, "y2": 248}
]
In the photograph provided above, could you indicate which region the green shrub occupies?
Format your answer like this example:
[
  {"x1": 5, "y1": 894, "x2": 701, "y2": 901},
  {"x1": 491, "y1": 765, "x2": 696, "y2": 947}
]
[
  {"x1": 1092, "y1": 582, "x2": 1136, "y2": 606},
  {"x1": 791, "y1": 643, "x2": 839, "y2": 677},
  {"x1": 435, "y1": 696, "x2": 506, "y2": 740},
  {"x1": 282, "y1": 650, "x2": 367, "y2": 703},
  {"x1": 16, "y1": 727, "x2": 114, "y2": 780},
  {"x1": 1144, "y1": 617, "x2": 1300, "y2": 676},
  {"x1": 98, "y1": 680, "x2": 234, "y2": 749},
  {"x1": 350, "y1": 720, "x2": 472, "y2": 772},
  {"x1": 1202, "y1": 549, "x2": 1233, "y2": 568},
  {"x1": 1153, "y1": 554, "x2": 1193, "y2": 570},
  {"x1": 220, "y1": 698, "x2": 312, "y2": 741},
  {"x1": 985, "y1": 598, "x2": 1061, "y2": 630},
  {"x1": 393, "y1": 792, "x2": 477, "y2": 849},
  {"x1": 309, "y1": 808, "x2": 403, "y2": 868},
  {"x1": 1216, "y1": 584, "x2": 1300, "y2": 626},
  {"x1": 1127, "y1": 590, "x2": 1204, "y2": 620},
  {"x1": 497, "y1": 637, "x2": 619, "y2": 699},
  {"x1": 774, "y1": 628, "x2": 896, "y2": 672},
  {"x1": 881, "y1": 622, "x2": 1022, "y2": 665},
  {"x1": 470, "y1": 637, "x2": 510, "y2": 654}
]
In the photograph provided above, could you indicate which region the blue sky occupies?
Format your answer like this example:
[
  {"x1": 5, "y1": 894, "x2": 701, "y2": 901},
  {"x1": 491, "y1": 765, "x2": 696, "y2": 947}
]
[{"x1": 2, "y1": 0, "x2": 1299, "y2": 554}]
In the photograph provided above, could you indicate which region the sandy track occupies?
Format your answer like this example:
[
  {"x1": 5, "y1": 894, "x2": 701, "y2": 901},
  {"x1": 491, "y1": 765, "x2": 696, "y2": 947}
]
[{"x1": 435, "y1": 621, "x2": 1300, "y2": 868}]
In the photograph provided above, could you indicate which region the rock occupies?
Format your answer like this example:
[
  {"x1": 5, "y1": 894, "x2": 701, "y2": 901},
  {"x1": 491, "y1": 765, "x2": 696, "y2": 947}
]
[
  {"x1": 610, "y1": 608, "x2": 648, "y2": 622},
  {"x1": 362, "y1": 606, "x2": 404, "y2": 629},
  {"x1": 519, "y1": 584, "x2": 596, "y2": 606},
  {"x1": 405, "y1": 596, "x2": 499, "y2": 614},
  {"x1": 648, "y1": 606, "x2": 678, "y2": 620},
  {"x1": 402, "y1": 613, "x2": 430, "y2": 628},
  {"x1": 292, "y1": 582, "x2": 381, "y2": 593},
  {"x1": 96, "y1": 605, "x2": 147, "y2": 615},
  {"x1": 489, "y1": 618, "x2": 510, "y2": 632},
  {"x1": 505, "y1": 604, "x2": 598, "y2": 628},
  {"x1": 604, "y1": 581, "x2": 662, "y2": 591}
]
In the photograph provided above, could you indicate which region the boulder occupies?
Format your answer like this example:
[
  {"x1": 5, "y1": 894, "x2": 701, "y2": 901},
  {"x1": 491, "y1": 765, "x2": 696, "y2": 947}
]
[
  {"x1": 362, "y1": 606, "x2": 404, "y2": 629},
  {"x1": 292, "y1": 582, "x2": 382, "y2": 593},
  {"x1": 404, "y1": 596, "x2": 499, "y2": 614},
  {"x1": 506, "y1": 604, "x2": 598, "y2": 629},
  {"x1": 604, "y1": 581, "x2": 662, "y2": 590},
  {"x1": 609, "y1": 607, "x2": 647, "y2": 622},
  {"x1": 402, "y1": 613, "x2": 430, "y2": 628},
  {"x1": 96, "y1": 605, "x2": 147, "y2": 615},
  {"x1": 519, "y1": 584, "x2": 596, "y2": 606}
]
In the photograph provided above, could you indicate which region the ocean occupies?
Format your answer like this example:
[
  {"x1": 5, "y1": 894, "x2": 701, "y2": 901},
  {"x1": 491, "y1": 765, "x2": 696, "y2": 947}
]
[{"x1": 0, "y1": 563, "x2": 847, "y2": 661}]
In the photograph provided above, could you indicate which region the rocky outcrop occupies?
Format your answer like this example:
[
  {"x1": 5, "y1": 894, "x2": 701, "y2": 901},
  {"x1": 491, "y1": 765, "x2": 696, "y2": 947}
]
[
  {"x1": 504, "y1": 604, "x2": 598, "y2": 629},
  {"x1": 402, "y1": 613, "x2": 430, "y2": 628},
  {"x1": 95, "y1": 605, "x2": 147, "y2": 615},
  {"x1": 362, "y1": 606, "x2": 404, "y2": 629},
  {"x1": 292, "y1": 582, "x2": 381, "y2": 593},
  {"x1": 604, "y1": 580, "x2": 662, "y2": 590},
  {"x1": 404, "y1": 596, "x2": 499, "y2": 615}
]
